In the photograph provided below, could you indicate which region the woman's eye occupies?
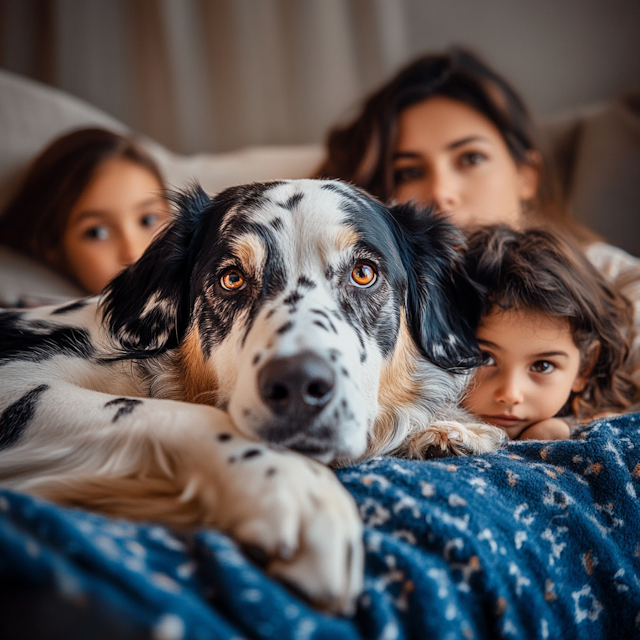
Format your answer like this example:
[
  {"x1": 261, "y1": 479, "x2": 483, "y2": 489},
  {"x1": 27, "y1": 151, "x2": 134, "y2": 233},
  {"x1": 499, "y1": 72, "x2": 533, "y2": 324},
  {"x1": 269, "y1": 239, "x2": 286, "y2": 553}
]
[
  {"x1": 220, "y1": 269, "x2": 246, "y2": 291},
  {"x1": 350, "y1": 262, "x2": 377, "y2": 288},
  {"x1": 459, "y1": 151, "x2": 487, "y2": 167},
  {"x1": 531, "y1": 360, "x2": 554, "y2": 374},
  {"x1": 393, "y1": 166, "x2": 423, "y2": 184},
  {"x1": 84, "y1": 226, "x2": 109, "y2": 241}
]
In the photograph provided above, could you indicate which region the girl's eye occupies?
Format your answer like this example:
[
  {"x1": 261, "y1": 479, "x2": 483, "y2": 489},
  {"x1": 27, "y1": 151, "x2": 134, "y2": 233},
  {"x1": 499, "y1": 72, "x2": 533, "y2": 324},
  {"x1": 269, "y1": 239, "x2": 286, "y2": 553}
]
[
  {"x1": 141, "y1": 214, "x2": 160, "y2": 227},
  {"x1": 350, "y1": 262, "x2": 377, "y2": 288},
  {"x1": 531, "y1": 360, "x2": 555, "y2": 374},
  {"x1": 220, "y1": 269, "x2": 246, "y2": 291},
  {"x1": 393, "y1": 165, "x2": 424, "y2": 184},
  {"x1": 459, "y1": 151, "x2": 487, "y2": 167},
  {"x1": 84, "y1": 226, "x2": 109, "y2": 241},
  {"x1": 480, "y1": 353, "x2": 495, "y2": 367}
]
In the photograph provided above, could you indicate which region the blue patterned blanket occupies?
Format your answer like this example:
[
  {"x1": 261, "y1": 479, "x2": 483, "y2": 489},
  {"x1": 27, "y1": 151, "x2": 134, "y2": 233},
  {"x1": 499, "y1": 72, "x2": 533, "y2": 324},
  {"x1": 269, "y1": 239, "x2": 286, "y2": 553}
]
[{"x1": 2, "y1": 415, "x2": 640, "y2": 640}]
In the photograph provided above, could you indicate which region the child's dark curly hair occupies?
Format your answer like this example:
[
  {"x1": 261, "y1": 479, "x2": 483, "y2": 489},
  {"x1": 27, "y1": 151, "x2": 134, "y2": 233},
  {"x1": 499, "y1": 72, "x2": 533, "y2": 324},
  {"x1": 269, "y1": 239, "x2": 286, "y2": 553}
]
[{"x1": 463, "y1": 225, "x2": 639, "y2": 418}]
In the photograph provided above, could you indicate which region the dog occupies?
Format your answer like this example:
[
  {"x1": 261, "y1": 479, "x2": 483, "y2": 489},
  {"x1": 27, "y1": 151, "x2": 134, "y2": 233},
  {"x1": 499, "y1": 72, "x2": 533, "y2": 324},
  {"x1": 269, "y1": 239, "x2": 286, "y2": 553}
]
[{"x1": 0, "y1": 179, "x2": 503, "y2": 614}]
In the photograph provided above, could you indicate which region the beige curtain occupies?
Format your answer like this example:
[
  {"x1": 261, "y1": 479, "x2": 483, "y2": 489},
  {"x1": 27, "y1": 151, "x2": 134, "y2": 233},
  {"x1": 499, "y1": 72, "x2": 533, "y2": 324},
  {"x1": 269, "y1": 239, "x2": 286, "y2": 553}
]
[{"x1": 0, "y1": 0, "x2": 409, "y2": 153}]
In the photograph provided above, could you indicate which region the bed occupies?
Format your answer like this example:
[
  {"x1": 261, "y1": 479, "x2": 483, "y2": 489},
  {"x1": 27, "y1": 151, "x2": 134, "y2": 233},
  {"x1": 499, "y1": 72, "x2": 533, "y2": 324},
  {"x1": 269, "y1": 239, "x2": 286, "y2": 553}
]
[
  {"x1": 2, "y1": 418, "x2": 640, "y2": 639},
  {"x1": 2, "y1": 69, "x2": 640, "y2": 639}
]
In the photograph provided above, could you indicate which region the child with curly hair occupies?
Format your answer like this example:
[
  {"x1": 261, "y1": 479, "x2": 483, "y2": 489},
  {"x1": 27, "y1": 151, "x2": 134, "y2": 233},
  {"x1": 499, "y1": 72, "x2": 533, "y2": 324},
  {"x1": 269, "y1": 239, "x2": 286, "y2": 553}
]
[{"x1": 462, "y1": 225, "x2": 639, "y2": 440}]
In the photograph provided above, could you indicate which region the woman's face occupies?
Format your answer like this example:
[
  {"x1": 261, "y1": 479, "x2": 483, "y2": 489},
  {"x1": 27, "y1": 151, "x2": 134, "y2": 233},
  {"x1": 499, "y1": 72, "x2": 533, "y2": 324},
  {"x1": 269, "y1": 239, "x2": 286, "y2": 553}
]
[
  {"x1": 61, "y1": 158, "x2": 170, "y2": 294},
  {"x1": 392, "y1": 96, "x2": 537, "y2": 227}
]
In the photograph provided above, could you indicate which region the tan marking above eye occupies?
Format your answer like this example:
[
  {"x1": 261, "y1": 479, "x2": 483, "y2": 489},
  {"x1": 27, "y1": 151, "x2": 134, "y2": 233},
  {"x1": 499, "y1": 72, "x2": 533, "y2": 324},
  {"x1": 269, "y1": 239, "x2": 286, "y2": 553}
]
[
  {"x1": 350, "y1": 262, "x2": 377, "y2": 287},
  {"x1": 221, "y1": 269, "x2": 245, "y2": 290}
]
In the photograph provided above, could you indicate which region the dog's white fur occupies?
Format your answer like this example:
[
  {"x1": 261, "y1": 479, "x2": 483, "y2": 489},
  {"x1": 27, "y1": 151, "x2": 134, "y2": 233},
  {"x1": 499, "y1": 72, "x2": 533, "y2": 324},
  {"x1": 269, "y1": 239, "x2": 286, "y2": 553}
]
[{"x1": 0, "y1": 180, "x2": 503, "y2": 614}]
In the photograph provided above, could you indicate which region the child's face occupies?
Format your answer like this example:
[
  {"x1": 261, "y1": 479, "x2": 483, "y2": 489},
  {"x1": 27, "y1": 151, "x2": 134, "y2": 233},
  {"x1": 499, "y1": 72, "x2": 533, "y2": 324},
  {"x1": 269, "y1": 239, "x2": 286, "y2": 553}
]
[
  {"x1": 462, "y1": 308, "x2": 588, "y2": 439},
  {"x1": 61, "y1": 158, "x2": 170, "y2": 294},
  {"x1": 392, "y1": 96, "x2": 538, "y2": 228}
]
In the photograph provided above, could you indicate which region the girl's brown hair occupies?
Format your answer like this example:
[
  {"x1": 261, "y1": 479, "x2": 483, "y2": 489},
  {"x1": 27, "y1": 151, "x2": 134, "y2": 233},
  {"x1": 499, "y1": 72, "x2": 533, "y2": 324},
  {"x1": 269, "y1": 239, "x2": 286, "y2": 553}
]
[
  {"x1": 0, "y1": 127, "x2": 165, "y2": 270},
  {"x1": 464, "y1": 224, "x2": 639, "y2": 417},
  {"x1": 317, "y1": 47, "x2": 561, "y2": 218}
]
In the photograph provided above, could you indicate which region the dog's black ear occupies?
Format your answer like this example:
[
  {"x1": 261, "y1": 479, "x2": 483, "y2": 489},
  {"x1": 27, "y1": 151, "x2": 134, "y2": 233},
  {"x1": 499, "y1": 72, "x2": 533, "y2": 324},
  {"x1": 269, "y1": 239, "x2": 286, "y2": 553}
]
[
  {"x1": 100, "y1": 184, "x2": 215, "y2": 354},
  {"x1": 388, "y1": 202, "x2": 483, "y2": 371}
]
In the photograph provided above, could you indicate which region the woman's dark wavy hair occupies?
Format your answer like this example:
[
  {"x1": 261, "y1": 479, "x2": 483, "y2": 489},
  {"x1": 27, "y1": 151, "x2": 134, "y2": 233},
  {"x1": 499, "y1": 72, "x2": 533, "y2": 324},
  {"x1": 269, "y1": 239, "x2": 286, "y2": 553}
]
[
  {"x1": 317, "y1": 47, "x2": 560, "y2": 216},
  {"x1": 0, "y1": 127, "x2": 165, "y2": 272},
  {"x1": 464, "y1": 225, "x2": 639, "y2": 417}
]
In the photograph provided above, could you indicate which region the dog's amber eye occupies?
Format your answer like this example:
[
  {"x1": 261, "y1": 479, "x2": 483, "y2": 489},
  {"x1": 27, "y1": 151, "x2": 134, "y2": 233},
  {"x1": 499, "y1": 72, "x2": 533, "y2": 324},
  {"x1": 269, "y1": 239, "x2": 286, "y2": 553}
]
[
  {"x1": 350, "y1": 262, "x2": 377, "y2": 288},
  {"x1": 220, "y1": 269, "x2": 245, "y2": 291}
]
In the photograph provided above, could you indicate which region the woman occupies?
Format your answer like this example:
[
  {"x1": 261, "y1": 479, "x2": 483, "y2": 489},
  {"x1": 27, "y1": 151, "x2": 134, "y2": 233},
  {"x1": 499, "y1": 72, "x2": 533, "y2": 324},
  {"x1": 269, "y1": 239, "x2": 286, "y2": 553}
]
[{"x1": 318, "y1": 47, "x2": 640, "y2": 386}]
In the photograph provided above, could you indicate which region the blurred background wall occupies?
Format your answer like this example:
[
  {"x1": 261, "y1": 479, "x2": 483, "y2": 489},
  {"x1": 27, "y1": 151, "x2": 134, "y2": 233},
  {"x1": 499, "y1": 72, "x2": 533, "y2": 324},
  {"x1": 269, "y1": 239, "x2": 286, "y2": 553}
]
[{"x1": 1, "y1": 0, "x2": 639, "y2": 155}]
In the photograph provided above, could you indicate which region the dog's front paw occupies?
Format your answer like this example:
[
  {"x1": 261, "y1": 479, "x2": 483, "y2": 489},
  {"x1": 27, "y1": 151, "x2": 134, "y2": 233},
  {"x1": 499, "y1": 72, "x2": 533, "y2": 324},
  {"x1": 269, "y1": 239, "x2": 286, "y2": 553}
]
[
  {"x1": 215, "y1": 447, "x2": 364, "y2": 615},
  {"x1": 405, "y1": 419, "x2": 505, "y2": 458}
]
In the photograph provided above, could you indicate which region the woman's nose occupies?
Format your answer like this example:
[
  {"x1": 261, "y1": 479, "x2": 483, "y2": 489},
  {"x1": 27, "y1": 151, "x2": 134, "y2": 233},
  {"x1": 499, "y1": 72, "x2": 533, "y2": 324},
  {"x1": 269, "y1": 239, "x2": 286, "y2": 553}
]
[
  {"x1": 430, "y1": 169, "x2": 461, "y2": 212},
  {"x1": 494, "y1": 374, "x2": 525, "y2": 406}
]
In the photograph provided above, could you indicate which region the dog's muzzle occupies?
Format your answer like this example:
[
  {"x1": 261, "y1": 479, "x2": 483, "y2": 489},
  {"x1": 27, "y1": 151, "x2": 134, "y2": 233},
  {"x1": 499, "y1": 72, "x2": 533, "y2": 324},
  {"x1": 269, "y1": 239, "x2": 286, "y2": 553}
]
[{"x1": 258, "y1": 350, "x2": 335, "y2": 421}]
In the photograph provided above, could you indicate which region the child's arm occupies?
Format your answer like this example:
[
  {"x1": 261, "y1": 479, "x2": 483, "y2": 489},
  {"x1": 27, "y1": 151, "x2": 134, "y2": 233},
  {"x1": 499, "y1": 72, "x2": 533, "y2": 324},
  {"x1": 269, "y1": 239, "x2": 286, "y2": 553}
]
[{"x1": 517, "y1": 418, "x2": 571, "y2": 441}]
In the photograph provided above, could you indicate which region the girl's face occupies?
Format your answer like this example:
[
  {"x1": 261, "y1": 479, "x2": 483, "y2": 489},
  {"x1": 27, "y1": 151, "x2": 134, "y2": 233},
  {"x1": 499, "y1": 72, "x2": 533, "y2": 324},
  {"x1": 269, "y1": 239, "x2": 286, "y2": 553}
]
[
  {"x1": 61, "y1": 158, "x2": 170, "y2": 294},
  {"x1": 392, "y1": 96, "x2": 538, "y2": 227},
  {"x1": 462, "y1": 308, "x2": 589, "y2": 439}
]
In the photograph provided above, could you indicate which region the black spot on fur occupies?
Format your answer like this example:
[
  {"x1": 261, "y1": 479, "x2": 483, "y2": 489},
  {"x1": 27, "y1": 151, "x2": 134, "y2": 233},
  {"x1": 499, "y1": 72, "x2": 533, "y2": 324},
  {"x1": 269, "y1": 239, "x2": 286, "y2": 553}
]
[
  {"x1": 50, "y1": 299, "x2": 89, "y2": 316},
  {"x1": 360, "y1": 351, "x2": 367, "y2": 363},
  {"x1": 252, "y1": 353, "x2": 262, "y2": 366},
  {"x1": 265, "y1": 308, "x2": 277, "y2": 319},
  {"x1": 228, "y1": 456, "x2": 237, "y2": 464},
  {"x1": 242, "y1": 448, "x2": 262, "y2": 460},
  {"x1": 270, "y1": 216, "x2": 284, "y2": 231},
  {"x1": 284, "y1": 290, "x2": 303, "y2": 312},
  {"x1": 104, "y1": 397, "x2": 143, "y2": 423},
  {"x1": 297, "y1": 276, "x2": 316, "y2": 290},
  {"x1": 0, "y1": 384, "x2": 49, "y2": 450},
  {"x1": 276, "y1": 321, "x2": 294, "y2": 336},
  {"x1": 217, "y1": 433, "x2": 232, "y2": 442},
  {"x1": 312, "y1": 320, "x2": 329, "y2": 332},
  {"x1": 341, "y1": 368, "x2": 349, "y2": 378},
  {"x1": 0, "y1": 312, "x2": 94, "y2": 366},
  {"x1": 279, "y1": 193, "x2": 304, "y2": 211},
  {"x1": 266, "y1": 467, "x2": 277, "y2": 477},
  {"x1": 324, "y1": 265, "x2": 335, "y2": 281},
  {"x1": 311, "y1": 309, "x2": 337, "y2": 333}
]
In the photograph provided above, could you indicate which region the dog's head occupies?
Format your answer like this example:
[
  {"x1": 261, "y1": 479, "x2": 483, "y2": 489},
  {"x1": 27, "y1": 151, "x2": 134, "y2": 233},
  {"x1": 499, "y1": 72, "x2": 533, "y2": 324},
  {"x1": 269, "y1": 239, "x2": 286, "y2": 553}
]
[{"x1": 101, "y1": 180, "x2": 482, "y2": 463}]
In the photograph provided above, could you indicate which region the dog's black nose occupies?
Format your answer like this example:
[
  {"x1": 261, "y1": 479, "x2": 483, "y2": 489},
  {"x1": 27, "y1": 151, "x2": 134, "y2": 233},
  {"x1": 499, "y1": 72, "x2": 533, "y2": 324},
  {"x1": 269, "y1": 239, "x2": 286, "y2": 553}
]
[{"x1": 258, "y1": 351, "x2": 335, "y2": 418}]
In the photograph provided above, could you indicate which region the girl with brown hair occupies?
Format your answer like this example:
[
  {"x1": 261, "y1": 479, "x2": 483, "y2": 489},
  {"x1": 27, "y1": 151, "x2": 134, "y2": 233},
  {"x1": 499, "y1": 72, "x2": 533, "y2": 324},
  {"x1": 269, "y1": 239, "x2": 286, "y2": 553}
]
[{"x1": 0, "y1": 127, "x2": 170, "y2": 297}]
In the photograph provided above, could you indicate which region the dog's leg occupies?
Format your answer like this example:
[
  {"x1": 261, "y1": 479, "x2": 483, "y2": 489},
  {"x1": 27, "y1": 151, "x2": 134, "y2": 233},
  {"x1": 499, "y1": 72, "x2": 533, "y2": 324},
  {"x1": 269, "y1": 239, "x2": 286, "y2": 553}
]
[
  {"x1": 401, "y1": 409, "x2": 506, "y2": 459},
  {"x1": 0, "y1": 380, "x2": 363, "y2": 614}
]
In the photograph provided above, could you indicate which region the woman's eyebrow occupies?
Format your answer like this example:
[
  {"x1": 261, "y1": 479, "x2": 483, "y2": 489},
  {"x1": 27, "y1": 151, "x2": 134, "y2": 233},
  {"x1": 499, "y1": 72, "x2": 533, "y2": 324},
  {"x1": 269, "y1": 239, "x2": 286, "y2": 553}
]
[
  {"x1": 447, "y1": 135, "x2": 489, "y2": 150},
  {"x1": 393, "y1": 135, "x2": 491, "y2": 159},
  {"x1": 392, "y1": 151, "x2": 421, "y2": 160}
]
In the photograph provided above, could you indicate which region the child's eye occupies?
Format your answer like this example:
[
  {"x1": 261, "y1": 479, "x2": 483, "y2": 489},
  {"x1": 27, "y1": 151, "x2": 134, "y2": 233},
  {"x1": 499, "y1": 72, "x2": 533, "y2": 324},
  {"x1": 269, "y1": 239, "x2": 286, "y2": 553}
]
[
  {"x1": 393, "y1": 165, "x2": 424, "y2": 184},
  {"x1": 480, "y1": 353, "x2": 495, "y2": 366},
  {"x1": 84, "y1": 226, "x2": 109, "y2": 241},
  {"x1": 531, "y1": 360, "x2": 555, "y2": 374},
  {"x1": 141, "y1": 214, "x2": 160, "y2": 228},
  {"x1": 459, "y1": 151, "x2": 487, "y2": 167}
]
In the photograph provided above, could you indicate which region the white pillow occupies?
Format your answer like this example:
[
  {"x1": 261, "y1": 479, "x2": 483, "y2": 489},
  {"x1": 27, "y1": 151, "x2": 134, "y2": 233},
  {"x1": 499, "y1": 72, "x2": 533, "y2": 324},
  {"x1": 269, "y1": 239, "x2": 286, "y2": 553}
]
[{"x1": 0, "y1": 69, "x2": 324, "y2": 305}]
